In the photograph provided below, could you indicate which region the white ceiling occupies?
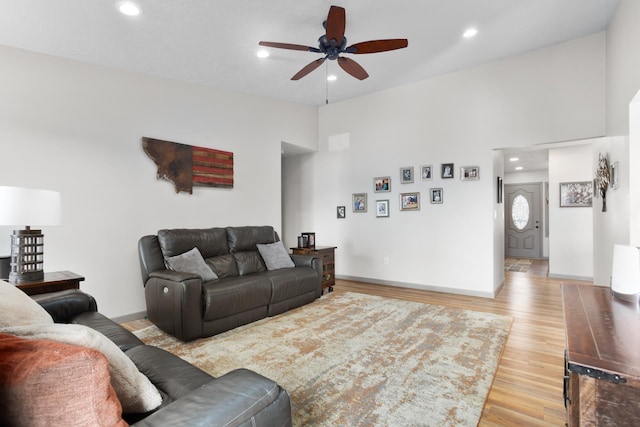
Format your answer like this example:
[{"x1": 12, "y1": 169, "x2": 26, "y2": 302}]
[
  {"x1": 0, "y1": 1, "x2": 619, "y2": 171},
  {"x1": 0, "y1": 0, "x2": 619, "y2": 108}
]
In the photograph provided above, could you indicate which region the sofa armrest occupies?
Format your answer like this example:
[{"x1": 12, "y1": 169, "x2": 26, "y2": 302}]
[
  {"x1": 291, "y1": 255, "x2": 323, "y2": 283},
  {"x1": 144, "y1": 272, "x2": 204, "y2": 342},
  {"x1": 132, "y1": 368, "x2": 292, "y2": 427},
  {"x1": 148, "y1": 270, "x2": 200, "y2": 282},
  {"x1": 32, "y1": 290, "x2": 98, "y2": 323}
]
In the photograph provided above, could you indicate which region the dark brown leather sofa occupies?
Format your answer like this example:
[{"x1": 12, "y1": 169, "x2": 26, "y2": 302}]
[
  {"x1": 138, "y1": 226, "x2": 322, "y2": 342},
  {"x1": 33, "y1": 289, "x2": 293, "y2": 427}
]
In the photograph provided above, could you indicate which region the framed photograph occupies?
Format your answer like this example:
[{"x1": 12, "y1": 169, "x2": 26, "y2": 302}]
[
  {"x1": 373, "y1": 176, "x2": 391, "y2": 192},
  {"x1": 610, "y1": 161, "x2": 618, "y2": 189},
  {"x1": 400, "y1": 167, "x2": 414, "y2": 184},
  {"x1": 301, "y1": 232, "x2": 316, "y2": 248},
  {"x1": 376, "y1": 200, "x2": 390, "y2": 218},
  {"x1": 441, "y1": 163, "x2": 454, "y2": 179},
  {"x1": 460, "y1": 166, "x2": 480, "y2": 181},
  {"x1": 559, "y1": 182, "x2": 593, "y2": 207},
  {"x1": 337, "y1": 206, "x2": 346, "y2": 219},
  {"x1": 497, "y1": 177, "x2": 503, "y2": 204},
  {"x1": 430, "y1": 188, "x2": 443, "y2": 204},
  {"x1": 400, "y1": 192, "x2": 420, "y2": 211},
  {"x1": 420, "y1": 165, "x2": 433, "y2": 180},
  {"x1": 352, "y1": 193, "x2": 367, "y2": 212}
]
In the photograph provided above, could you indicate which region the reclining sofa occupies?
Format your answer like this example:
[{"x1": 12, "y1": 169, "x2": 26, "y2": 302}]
[
  {"x1": 1, "y1": 288, "x2": 292, "y2": 426},
  {"x1": 138, "y1": 226, "x2": 322, "y2": 341}
]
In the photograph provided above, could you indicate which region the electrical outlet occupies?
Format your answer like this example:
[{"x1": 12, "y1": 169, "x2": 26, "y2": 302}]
[{"x1": 383, "y1": 257, "x2": 389, "y2": 265}]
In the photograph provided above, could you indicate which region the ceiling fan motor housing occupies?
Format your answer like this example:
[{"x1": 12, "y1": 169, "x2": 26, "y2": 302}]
[{"x1": 318, "y1": 35, "x2": 347, "y2": 60}]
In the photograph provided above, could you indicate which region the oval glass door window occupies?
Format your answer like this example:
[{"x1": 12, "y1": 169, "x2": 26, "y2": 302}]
[{"x1": 512, "y1": 195, "x2": 530, "y2": 230}]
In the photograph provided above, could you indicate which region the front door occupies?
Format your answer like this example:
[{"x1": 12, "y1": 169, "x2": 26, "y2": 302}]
[{"x1": 505, "y1": 183, "x2": 542, "y2": 258}]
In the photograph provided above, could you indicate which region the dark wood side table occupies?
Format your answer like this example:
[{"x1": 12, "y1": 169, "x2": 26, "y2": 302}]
[
  {"x1": 14, "y1": 271, "x2": 85, "y2": 296},
  {"x1": 291, "y1": 246, "x2": 336, "y2": 294},
  {"x1": 562, "y1": 283, "x2": 640, "y2": 426}
]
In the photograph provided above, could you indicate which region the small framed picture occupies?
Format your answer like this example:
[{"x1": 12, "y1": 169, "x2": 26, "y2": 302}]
[
  {"x1": 301, "y1": 232, "x2": 316, "y2": 248},
  {"x1": 460, "y1": 166, "x2": 480, "y2": 181},
  {"x1": 559, "y1": 182, "x2": 593, "y2": 207},
  {"x1": 430, "y1": 188, "x2": 443, "y2": 204},
  {"x1": 610, "y1": 161, "x2": 618, "y2": 189},
  {"x1": 400, "y1": 192, "x2": 420, "y2": 211},
  {"x1": 373, "y1": 176, "x2": 391, "y2": 192},
  {"x1": 352, "y1": 193, "x2": 367, "y2": 212},
  {"x1": 441, "y1": 163, "x2": 454, "y2": 179},
  {"x1": 337, "y1": 206, "x2": 346, "y2": 219},
  {"x1": 376, "y1": 200, "x2": 390, "y2": 218},
  {"x1": 420, "y1": 165, "x2": 433, "y2": 180},
  {"x1": 400, "y1": 166, "x2": 414, "y2": 184}
]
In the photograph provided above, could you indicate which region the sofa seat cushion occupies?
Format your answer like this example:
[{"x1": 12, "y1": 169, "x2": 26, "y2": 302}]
[
  {"x1": 202, "y1": 275, "x2": 271, "y2": 322},
  {"x1": 266, "y1": 267, "x2": 320, "y2": 304},
  {"x1": 0, "y1": 333, "x2": 127, "y2": 427},
  {"x1": 71, "y1": 311, "x2": 144, "y2": 352}
]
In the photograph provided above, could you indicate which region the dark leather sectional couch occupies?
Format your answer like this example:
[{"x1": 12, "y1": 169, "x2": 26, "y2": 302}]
[{"x1": 34, "y1": 289, "x2": 293, "y2": 426}]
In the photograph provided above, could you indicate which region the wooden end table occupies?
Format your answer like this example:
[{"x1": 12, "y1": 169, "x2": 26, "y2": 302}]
[
  {"x1": 14, "y1": 271, "x2": 85, "y2": 296},
  {"x1": 291, "y1": 246, "x2": 336, "y2": 294}
]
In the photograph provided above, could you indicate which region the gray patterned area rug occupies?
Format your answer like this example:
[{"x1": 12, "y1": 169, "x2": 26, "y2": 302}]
[{"x1": 135, "y1": 291, "x2": 512, "y2": 426}]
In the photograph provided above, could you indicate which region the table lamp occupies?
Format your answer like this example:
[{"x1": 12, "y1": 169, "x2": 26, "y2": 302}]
[
  {"x1": 611, "y1": 244, "x2": 640, "y2": 304},
  {"x1": 0, "y1": 186, "x2": 61, "y2": 283}
]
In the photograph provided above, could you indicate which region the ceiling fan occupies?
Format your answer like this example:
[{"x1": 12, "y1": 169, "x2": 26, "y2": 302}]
[{"x1": 259, "y1": 5, "x2": 408, "y2": 81}]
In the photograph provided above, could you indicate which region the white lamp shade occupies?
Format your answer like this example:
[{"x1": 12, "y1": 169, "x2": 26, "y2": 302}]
[
  {"x1": 611, "y1": 244, "x2": 640, "y2": 297},
  {"x1": 0, "y1": 186, "x2": 62, "y2": 226}
]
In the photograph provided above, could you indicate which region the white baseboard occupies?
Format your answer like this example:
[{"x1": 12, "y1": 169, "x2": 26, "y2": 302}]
[
  {"x1": 111, "y1": 311, "x2": 146, "y2": 324},
  {"x1": 336, "y1": 275, "x2": 496, "y2": 298}
]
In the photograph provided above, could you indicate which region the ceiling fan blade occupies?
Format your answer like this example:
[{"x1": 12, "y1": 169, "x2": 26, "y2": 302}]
[
  {"x1": 346, "y1": 39, "x2": 409, "y2": 54},
  {"x1": 337, "y1": 57, "x2": 369, "y2": 80},
  {"x1": 325, "y1": 6, "x2": 346, "y2": 45},
  {"x1": 259, "y1": 41, "x2": 316, "y2": 52},
  {"x1": 291, "y1": 58, "x2": 326, "y2": 80}
]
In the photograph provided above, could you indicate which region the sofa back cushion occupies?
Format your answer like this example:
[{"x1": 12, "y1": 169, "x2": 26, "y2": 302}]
[
  {"x1": 158, "y1": 228, "x2": 229, "y2": 259},
  {"x1": 205, "y1": 254, "x2": 239, "y2": 279},
  {"x1": 226, "y1": 226, "x2": 276, "y2": 253}
]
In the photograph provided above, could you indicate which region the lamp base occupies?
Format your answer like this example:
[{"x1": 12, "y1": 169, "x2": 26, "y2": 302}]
[{"x1": 9, "y1": 227, "x2": 45, "y2": 284}]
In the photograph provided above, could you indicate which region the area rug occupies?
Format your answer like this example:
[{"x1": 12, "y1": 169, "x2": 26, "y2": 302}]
[
  {"x1": 505, "y1": 258, "x2": 532, "y2": 272},
  {"x1": 134, "y1": 291, "x2": 512, "y2": 426}
]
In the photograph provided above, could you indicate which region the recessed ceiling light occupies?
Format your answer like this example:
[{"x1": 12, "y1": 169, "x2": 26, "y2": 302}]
[
  {"x1": 327, "y1": 75, "x2": 337, "y2": 82},
  {"x1": 515, "y1": 166, "x2": 523, "y2": 171},
  {"x1": 509, "y1": 157, "x2": 519, "y2": 162},
  {"x1": 256, "y1": 49, "x2": 270, "y2": 59},
  {"x1": 463, "y1": 28, "x2": 478, "y2": 38},
  {"x1": 117, "y1": 2, "x2": 142, "y2": 17}
]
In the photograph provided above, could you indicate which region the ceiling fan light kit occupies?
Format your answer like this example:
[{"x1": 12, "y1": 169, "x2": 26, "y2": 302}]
[{"x1": 259, "y1": 5, "x2": 408, "y2": 81}]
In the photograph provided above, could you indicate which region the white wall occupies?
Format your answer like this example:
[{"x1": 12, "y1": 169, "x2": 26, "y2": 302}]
[
  {"x1": 548, "y1": 144, "x2": 594, "y2": 280},
  {"x1": 592, "y1": 136, "x2": 629, "y2": 285},
  {"x1": 606, "y1": 0, "x2": 640, "y2": 136},
  {"x1": 283, "y1": 33, "x2": 606, "y2": 297},
  {"x1": 0, "y1": 46, "x2": 318, "y2": 318}
]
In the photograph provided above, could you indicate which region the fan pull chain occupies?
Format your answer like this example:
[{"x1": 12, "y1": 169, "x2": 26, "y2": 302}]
[{"x1": 325, "y1": 62, "x2": 329, "y2": 105}]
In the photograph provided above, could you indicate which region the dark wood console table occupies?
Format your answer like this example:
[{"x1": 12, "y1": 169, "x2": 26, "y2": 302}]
[
  {"x1": 291, "y1": 246, "x2": 336, "y2": 294},
  {"x1": 562, "y1": 283, "x2": 640, "y2": 426},
  {"x1": 15, "y1": 271, "x2": 85, "y2": 296}
]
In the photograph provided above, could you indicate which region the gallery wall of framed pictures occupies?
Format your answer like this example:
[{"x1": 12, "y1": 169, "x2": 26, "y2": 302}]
[{"x1": 336, "y1": 162, "x2": 481, "y2": 218}]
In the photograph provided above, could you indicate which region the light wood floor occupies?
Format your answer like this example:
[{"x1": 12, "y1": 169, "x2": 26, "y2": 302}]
[{"x1": 124, "y1": 259, "x2": 584, "y2": 426}]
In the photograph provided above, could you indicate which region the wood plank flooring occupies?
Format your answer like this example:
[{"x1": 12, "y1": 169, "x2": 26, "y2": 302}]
[{"x1": 124, "y1": 259, "x2": 585, "y2": 426}]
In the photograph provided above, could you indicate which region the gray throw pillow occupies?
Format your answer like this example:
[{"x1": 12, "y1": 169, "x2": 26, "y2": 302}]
[
  {"x1": 166, "y1": 247, "x2": 218, "y2": 281},
  {"x1": 257, "y1": 241, "x2": 295, "y2": 270}
]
